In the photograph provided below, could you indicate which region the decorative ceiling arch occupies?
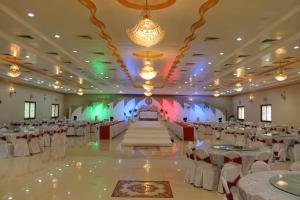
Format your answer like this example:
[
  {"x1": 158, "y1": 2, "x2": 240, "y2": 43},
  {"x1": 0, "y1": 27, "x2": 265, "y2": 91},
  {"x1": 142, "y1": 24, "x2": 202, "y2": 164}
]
[
  {"x1": 79, "y1": 0, "x2": 137, "y2": 87},
  {"x1": 117, "y1": 0, "x2": 176, "y2": 10},
  {"x1": 163, "y1": 0, "x2": 219, "y2": 86}
]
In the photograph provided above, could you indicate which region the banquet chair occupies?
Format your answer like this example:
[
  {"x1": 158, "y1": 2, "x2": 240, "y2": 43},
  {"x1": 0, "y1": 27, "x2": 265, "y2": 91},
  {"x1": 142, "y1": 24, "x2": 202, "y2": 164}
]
[
  {"x1": 13, "y1": 133, "x2": 30, "y2": 157},
  {"x1": 218, "y1": 151, "x2": 242, "y2": 193},
  {"x1": 291, "y1": 138, "x2": 300, "y2": 161},
  {"x1": 252, "y1": 136, "x2": 267, "y2": 149},
  {"x1": 255, "y1": 151, "x2": 272, "y2": 164},
  {"x1": 194, "y1": 149, "x2": 218, "y2": 190},
  {"x1": 290, "y1": 162, "x2": 300, "y2": 171},
  {"x1": 51, "y1": 129, "x2": 60, "y2": 146},
  {"x1": 184, "y1": 144, "x2": 196, "y2": 184},
  {"x1": 272, "y1": 138, "x2": 285, "y2": 161},
  {"x1": 28, "y1": 132, "x2": 41, "y2": 154},
  {"x1": 0, "y1": 136, "x2": 9, "y2": 159},
  {"x1": 66, "y1": 125, "x2": 75, "y2": 136},
  {"x1": 220, "y1": 164, "x2": 242, "y2": 200},
  {"x1": 250, "y1": 161, "x2": 271, "y2": 173}
]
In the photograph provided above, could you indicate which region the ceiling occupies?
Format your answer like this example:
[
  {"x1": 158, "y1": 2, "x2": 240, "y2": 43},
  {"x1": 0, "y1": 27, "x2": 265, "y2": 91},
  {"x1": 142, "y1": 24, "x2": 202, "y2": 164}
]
[{"x1": 0, "y1": 0, "x2": 299, "y2": 96}]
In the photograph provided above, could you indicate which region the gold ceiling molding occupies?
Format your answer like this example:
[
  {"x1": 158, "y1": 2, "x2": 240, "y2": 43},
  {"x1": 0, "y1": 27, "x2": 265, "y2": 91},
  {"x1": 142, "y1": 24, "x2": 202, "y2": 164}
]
[
  {"x1": 163, "y1": 0, "x2": 219, "y2": 85},
  {"x1": 117, "y1": 0, "x2": 176, "y2": 10},
  {"x1": 133, "y1": 50, "x2": 163, "y2": 59},
  {"x1": 79, "y1": 0, "x2": 136, "y2": 87}
]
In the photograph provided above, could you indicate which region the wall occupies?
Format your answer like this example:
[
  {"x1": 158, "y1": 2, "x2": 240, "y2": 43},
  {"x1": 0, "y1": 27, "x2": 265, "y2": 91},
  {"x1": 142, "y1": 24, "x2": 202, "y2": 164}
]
[
  {"x1": 0, "y1": 80, "x2": 65, "y2": 123},
  {"x1": 64, "y1": 94, "x2": 233, "y2": 122},
  {"x1": 232, "y1": 82, "x2": 300, "y2": 127}
]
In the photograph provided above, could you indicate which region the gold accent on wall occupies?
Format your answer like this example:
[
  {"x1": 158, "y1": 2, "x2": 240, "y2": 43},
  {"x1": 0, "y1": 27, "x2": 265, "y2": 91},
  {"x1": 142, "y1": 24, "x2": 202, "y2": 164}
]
[
  {"x1": 163, "y1": 0, "x2": 219, "y2": 85},
  {"x1": 117, "y1": 0, "x2": 176, "y2": 10},
  {"x1": 79, "y1": 0, "x2": 136, "y2": 87}
]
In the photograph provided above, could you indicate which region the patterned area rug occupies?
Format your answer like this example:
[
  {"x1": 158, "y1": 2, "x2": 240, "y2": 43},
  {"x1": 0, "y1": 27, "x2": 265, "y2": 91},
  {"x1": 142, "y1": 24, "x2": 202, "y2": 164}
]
[{"x1": 111, "y1": 180, "x2": 173, "y2": 198}]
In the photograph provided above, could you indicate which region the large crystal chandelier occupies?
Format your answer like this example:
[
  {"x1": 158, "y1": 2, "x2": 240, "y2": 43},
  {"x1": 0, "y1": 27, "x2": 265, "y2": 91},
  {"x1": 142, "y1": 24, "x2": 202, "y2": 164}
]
[
  {"x1": 127, "y1": 0, "x2": 165, "y2": 47},
  {"x1": 8, "y1": 64, "x2": 21, "y2": 78},
  {"x1": 274, "y1": 69, "x2": 287, "y2": 81},
  {"x1": 142, "y1": 81, "x2": 154, "y2": 92},
  {"x1": 139, "y1": 60, "x2": 158, "y2": 80}
]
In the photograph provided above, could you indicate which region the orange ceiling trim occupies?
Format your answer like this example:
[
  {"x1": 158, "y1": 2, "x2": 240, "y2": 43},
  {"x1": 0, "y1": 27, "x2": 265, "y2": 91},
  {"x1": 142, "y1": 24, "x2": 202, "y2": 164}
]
[
  {"x1": 79, "y1": 0, "x2": 136, "y2": 87},
  {"x1": 117, "y1": 0, "x2": 176, "y2": 10},
  {"x1": 163, "y1": 0, "x2": 219, "y2": 85}
]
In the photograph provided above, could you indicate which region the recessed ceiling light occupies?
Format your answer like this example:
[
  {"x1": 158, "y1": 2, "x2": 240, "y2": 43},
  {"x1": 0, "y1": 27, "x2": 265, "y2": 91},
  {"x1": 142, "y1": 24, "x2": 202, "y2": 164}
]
[
  {"x1": 54, "y1": 34, "x2": 60, "y2": 38},
  {"x1": 294, "y1": 45, "x2": 299, "y2": 49},
  {"x1": 28, "y1": 77, "x2": 33, "y2": 80},
  {"x1": 69, "y1": 75, "x2": 73, "y2": 78},
  {"x1": 297, "y1": 71, "x2": 300, "y2": 74},
  {"x1": 27, "y1": 12, "x2": 34, "y2": 17},
  {"x1": 208, "y1": 62, "x2": 212, "y2": 65},
  {"x1": 184, "y1": 81, "x2": 188, "y2": 84},
  {"x1": 8, "y1": 196, "x2": 13, "y2": 200},
  {"x1": 25, "y1": 189, "x2": 30, "y2": 192},
  {"x1": 100, "y1": 72, "x2": 104, "y2": 75},
  {"x1": 247, "y1": 67, "x2": 251, "y2": 70},
  {"x1": 73, "y1": 50, "x2": 78, "y2": 53},
  {"x1": 236, "y1": 37, "x2": 242, "y2": 41},
  {"x1": 116, "y1": 85, "x2": 119, "y2": 87},
  {"x1": 265, "y1": 58, "x2": 270, "y2": 62},
  {"x1": 85, "y1": 60, "x2": 90, "y2": 63},
  {"x1": 90, "y1": 85, "x2": 94, "y2": 88},
  {"x1": 25, "y1": 55, "x2": 30, "y2": 58},
  {"x1": 175, "y1": 91, "x2": 179, "y2": 94},
  {"x1": 219, "y1": 52, "x2": 224, "y2": 55},
  {"x1": 119, "y1": 91, "x2": 123, "y2": 93},
  {"x1": 105, "y1": 76, "x2": 109, "y2": 79},
  {"x1": 200, "y1": 68, "x2": 203, "y2": 71}
]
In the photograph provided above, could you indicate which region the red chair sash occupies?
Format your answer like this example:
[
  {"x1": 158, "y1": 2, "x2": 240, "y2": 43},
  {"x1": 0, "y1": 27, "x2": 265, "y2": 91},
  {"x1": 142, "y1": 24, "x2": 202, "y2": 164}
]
[
  {"x1": 272, "y1": 139, "x2": 283, "y2": 144},
  {"x1": 224, "y1": 156, "x2": 242, "y2": 164},
  {"x1": 0, "y1": 136, "x2": 6, "y2": 141},
  {"x1": 196, "y1": 156, "x2": 211, "y2": 164},
  {"x1": 190, "y1": 154, "x2": 195, "y2": 160},
  {"x1": 17, "y1": 135, "x2": 28, "y2": 139}
]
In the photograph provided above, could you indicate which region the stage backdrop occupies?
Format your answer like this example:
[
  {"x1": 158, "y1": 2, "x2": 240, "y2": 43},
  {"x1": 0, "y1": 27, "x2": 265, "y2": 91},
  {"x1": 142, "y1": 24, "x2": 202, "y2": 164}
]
[{"x1": 66, "y1": 95, "x2": 228, "y2": 122}]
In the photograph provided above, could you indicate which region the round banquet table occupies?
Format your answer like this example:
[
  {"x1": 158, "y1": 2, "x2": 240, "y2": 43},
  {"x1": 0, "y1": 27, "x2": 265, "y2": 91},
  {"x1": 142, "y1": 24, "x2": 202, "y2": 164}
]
[
  {"x1": 238, "y1": 170, "x2": 300, "y2": 200},
  {"x1": 195, "y1": 142, "x2": 271, "y2": 173}
]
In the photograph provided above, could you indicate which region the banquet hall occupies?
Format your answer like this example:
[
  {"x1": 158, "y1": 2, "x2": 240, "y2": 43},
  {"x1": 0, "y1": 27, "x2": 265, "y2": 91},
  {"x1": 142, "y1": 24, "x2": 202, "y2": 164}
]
[{"x1": 0, "y1": 0, "x2": 300, "y2": 199}]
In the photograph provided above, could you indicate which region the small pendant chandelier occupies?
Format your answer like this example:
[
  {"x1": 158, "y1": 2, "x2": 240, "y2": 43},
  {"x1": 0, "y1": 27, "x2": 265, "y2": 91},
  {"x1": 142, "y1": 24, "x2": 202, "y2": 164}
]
[
  {"x1": 142, "y1": 81, "x2": 154, "y2": 92},
  {"x1": 234, "y1": 83, "x2": 243, "y2": 92},
  {"x1": 275, "y1": 69, "x2": 287, "y2": 81},
  {"x1": 127, "y1": 0, "x2": 165, "y2": 47},
  {"x1": 77, "y1": 88, "x2": 84, "y2": 96},
  {"x1": 144, "y1": 91, "x2": 152, "y2": 97},
  {"x1": 213, "y1": 91, "x2": 220, "y2": 97},
  {"x1": 8, "y1": 64, "x2": 21, "y2": 78},
  {"x1": 53, "y1": 81, "x2": 61, "y2": 89},
  {"x1": 139, "y1": 60, "x2": 158, "y2": 80}
]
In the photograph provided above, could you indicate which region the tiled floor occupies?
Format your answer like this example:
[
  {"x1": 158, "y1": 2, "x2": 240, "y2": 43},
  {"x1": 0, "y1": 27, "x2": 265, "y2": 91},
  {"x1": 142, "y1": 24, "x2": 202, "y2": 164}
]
[{"x1": 0, "y1": 130, "x2": 291, "y2": 200}]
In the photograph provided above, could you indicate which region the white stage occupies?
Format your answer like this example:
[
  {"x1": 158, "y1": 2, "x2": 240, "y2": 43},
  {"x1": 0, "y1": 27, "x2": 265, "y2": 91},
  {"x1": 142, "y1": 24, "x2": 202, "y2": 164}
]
[{"x1": 121, "y1": 121, "x2": 172, "y2": 147}]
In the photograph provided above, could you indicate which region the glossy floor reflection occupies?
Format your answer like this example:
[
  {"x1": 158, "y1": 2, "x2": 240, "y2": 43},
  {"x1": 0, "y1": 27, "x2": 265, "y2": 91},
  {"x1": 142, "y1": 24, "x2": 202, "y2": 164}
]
[{"x1": 0, "y1": 132, "x2": 291, "y2": 200}]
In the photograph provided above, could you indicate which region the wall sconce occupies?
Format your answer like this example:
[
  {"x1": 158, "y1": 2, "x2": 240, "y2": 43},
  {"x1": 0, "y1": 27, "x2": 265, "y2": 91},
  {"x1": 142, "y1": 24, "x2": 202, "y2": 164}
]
[
  {"x1": 9, "y1": 87, "x2": 16, "y2": 96},
  {"x1": 249, "y1": 94, "x2": 254, "y2": 102}
]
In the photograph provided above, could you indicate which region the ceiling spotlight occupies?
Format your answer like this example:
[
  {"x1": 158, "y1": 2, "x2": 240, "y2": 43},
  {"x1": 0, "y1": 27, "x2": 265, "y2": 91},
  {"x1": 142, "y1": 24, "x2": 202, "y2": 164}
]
[
  {"x1": 219, "y1": 52, "x2": 224, "y2": 55},
  {"x1": 247, "y1": 67, "x2": 251, "y2": 70},
  {"x1": 77, "y1": 88, "x2": 84, "y2": 96},
  {"x1": 275, "y1": 69, "x2": 287, "y2": 81},
  {"x1": 105, "y1": 76, "x2": 109, "y2": 79},
  {"x1": 27, "y1": 12, "x2": 34, "y2": 17},
  {"x1": 69, "y1": 75, "x2": 73, "y2": 78},
  {"x1": 8, "y1": 64, "x2": 21, "y2": 78},
  {"x1": 294, "y1": 45, "x2": 299, "y2": 49},
  {"x1": 100, "y1": 72, "x2": 104, "y2": 75},
  {"x1": 236, "y1": 37, "x2": 242, "y2": 41},
  {"x1": 213, "y1": 91, "x2": 220, "y2": 97},
  {"x1": 234, "y1": 83, "x2": 243, "y2": 92},
  {"x1": 25, "y1": 55, "x2": 30, "y2": 59},
  {"x1": 54, "y1": 34, "x2": 60, "y2": 38},
  {"x1": 208, "y1": 62, "x2": 212, "y2": 65},
  {"x1": 73, "y1": 50, "x2": 78, "y2": 53}
]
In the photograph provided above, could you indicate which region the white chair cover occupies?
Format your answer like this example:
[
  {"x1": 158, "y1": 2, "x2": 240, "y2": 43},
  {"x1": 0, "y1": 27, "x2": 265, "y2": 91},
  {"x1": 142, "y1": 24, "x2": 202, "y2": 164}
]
[
  {"x1": 290, "y1": 162, "x2": 300, "y2": 171},
  {"x1": 13, "y1": 133, "x2": 30, "y2": 157},
  {"x1": 220, "y1": 164, "x2": 241, "y2": 200},
  {"x1": 0, "y1": 136, "x2": 9, "y2": 159},
  {"x1": 250, "y1": 161, "x2": 271, "y2": 173},
  {"x1": 184, "y1": 144, "x2": 196, "y2": 184},
  {"x1": 28, "y1": 132, "x2": 41, "y2": 154}
]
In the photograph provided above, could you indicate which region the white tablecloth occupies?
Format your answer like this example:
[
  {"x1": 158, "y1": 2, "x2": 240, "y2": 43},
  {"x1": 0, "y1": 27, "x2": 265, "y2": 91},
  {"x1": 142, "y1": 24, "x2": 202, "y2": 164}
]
[{"x1": 239, "y1": 170, "x2": 300, "y2": 200}]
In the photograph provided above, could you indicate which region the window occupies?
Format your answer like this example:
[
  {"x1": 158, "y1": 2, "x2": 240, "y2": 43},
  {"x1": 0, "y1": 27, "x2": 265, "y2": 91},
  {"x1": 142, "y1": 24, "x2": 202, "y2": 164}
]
[
  {"x1": 51, "y1": 104, "x2": 59, "y2": 118},
  {"x1": 24, "y1": 101, "x2": 36, "y2": 119},
  {"x1": 261, "y1": 104, "x2": 272, "y2": 122},
  {"x1": 237, "y1": 106, "x2": 245, "y2": 120}
]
